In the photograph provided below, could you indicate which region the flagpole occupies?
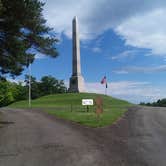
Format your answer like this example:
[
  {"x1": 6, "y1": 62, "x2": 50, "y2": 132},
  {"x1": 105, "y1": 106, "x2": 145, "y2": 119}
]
[
  {"x1": 105, "y1": 86, "x2": 106, "y2": 95},
  {"x1": 101, "y1": 75, "x2": 107, "y2": 96},
  {"x1": 105, "y1": 73, "x2": 107, "y2": 95},
  {"x1": 28, "y1": 58, "x2": 31, "y2": 108},
  {"x1": 105, "y1": 83, "x2": 107, "y2": 95}
]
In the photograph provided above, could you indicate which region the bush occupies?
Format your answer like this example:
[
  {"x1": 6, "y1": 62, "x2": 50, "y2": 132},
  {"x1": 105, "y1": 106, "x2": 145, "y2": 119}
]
[{"x1": 0, "y1": 81, "x2": 14, "y2": 106}]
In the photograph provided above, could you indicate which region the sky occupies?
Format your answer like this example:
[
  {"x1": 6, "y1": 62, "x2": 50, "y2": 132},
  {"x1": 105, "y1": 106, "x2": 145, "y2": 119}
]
[{"x1": 16, "y1": 0, "x2": 166, "y2": 104}]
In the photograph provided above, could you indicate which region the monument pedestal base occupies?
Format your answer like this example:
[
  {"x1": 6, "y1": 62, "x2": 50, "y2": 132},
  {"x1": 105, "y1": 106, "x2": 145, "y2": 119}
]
[{"x1": 68, "y1": 75, "x2": 85, "y2": 93}]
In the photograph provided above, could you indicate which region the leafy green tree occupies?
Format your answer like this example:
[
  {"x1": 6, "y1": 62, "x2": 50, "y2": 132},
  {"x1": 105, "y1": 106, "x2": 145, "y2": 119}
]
[
  {"x1": 55, "y1": 80, "x2": 67, "y2": 93},
  {"x1": 0, "y1": 0, "x2": 58, "y2": 77},
  {"x1": 40, "y1": 75, "x2": 57, "y2": 95},
  {"x1": 39, "y1": 75, "x2": 67, "y2": 96},
  {"x1": 140, "y1": 98, "x2": 166, "y2": 107},
  {"x1": 159, "y1": 99, "x2": 166, "y2": 107},
  {"x1": 12, "y1": 82, "x2": 27, "y2": 101},
  {"x1": 0, "y1": 80, "x2": 27, "y2": 107},
  {"x1": 140, "y1": 102, "x2": 145, "y2": 105},
  {"x1": 0, "y1": 0, "x2": 2, "y2": 14},
  {"x1": 157, "y1": 99, "x2": 161, "y2": 104},
  {"x1": 0, "y1": 80, "x2": 14, "y2": 106}
]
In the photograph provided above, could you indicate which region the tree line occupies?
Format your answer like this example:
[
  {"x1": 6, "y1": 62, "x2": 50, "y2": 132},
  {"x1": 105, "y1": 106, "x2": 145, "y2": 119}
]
[
  {"x1": 140, "y1": 99, "x2": 166, "y2": 107},
  {"x1": 0, "y1": 75, "x2": 67, "y2": 107}
]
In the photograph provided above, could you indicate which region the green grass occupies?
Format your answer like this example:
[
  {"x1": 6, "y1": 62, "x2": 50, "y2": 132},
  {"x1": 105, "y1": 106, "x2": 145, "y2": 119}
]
[{"x1": 9, "y1": 93, "x2": 133, "y2": 127}]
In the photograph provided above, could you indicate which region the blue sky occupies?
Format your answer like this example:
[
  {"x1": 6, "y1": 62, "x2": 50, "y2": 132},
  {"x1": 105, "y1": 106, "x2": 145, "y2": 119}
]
[{"x1": 15, "y1": 0, "x2": 166, "y2": 103}]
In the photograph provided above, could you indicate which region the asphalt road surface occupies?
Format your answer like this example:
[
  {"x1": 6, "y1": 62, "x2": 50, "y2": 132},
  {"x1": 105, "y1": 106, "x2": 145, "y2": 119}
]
[{"x1": 0, "y1": 106, "x2": 166, "y2": 166}]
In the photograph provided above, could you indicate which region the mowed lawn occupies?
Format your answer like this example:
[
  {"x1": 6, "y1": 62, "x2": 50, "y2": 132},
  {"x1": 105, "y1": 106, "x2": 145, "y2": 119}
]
[{"x1": 9, "y1": 93, "x2": 132, "y2": 127}]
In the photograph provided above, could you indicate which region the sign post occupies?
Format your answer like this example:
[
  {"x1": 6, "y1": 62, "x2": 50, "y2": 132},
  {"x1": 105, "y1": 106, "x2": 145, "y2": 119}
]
[{"x1": 82, "y1": 99, "x2": 94, "y2": 112}]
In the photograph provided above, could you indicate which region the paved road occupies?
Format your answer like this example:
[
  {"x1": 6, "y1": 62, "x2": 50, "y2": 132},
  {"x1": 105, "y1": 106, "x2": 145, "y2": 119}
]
[
  {"x1": 127, "y1": 106, "x2": 166, "y2": 166},
  {"x1": 0, "y1": 106, "x2": 166, "y2": 166}
]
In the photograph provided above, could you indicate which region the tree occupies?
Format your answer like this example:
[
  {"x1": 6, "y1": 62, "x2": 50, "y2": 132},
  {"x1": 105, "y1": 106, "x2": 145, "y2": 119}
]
[
  {"x1": 0, "y1": 79, "x2": 27, "y2": 107},
  {"x1": 12, "y1": 82, "x2": 27, "y2": 101},
  {"x1": 24, "y1": 75, "x2": 67, "y2": 99},
  {"x1": 0, "y1": 0, "x2": 58, "y2": 77},
  {"x1": 0, "y1": 0, "x2": 2, "y2": 14},
  {"x1": 140, "y1": 98, "x2": 166, "y2": 107},
  {"x1": 140, "y1": 102, "x2": 145, "y2": 105},
  {"x1": 39, "y1": 75, "x2": 67, "y2": 96},
  {"x1": 55, "y1": 80, "x2": 67, "y2": 93},
  {"x1": 0, "y1": 80, "x2": 14, "y2": 106},
  {"x1": 39, "y1": 75, "x2": 57, "y2": 95}
]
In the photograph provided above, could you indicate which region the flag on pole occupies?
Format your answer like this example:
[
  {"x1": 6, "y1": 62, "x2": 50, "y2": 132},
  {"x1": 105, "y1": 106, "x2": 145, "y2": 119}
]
[
  {"x1": 101, "y1": 76, "x2": 108, "y2": 89},
  {"x1": 101, "y1": 76, "x2": 106, "y2": 84},
  {"x1": 101, "y1": 76, "x2": 108, "y2": 95}
]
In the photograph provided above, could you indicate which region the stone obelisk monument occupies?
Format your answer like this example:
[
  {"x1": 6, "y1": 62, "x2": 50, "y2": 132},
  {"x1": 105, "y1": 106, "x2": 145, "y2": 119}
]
[{"x1": 69, "y1": 16, "x2": 85, "y2": 92}]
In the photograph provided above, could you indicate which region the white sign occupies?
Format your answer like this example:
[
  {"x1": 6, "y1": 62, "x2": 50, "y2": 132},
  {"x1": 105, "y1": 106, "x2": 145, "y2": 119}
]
[{"x1": 82, "y1": 99, "x2": 94, "y2": 106}]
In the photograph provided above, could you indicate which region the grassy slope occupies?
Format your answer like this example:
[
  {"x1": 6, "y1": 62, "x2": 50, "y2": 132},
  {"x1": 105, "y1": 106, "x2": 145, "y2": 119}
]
[{"x1": 9, "y1": 93, "x2": 132, "y2": 127}]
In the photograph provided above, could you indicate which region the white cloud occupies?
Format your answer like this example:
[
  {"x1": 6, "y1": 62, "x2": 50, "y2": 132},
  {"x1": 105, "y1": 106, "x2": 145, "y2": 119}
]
[
  {"x1": 92, "y1": 47, "x2": 101, "y2": 53},
  {"x1": 35, "y1": 53, "x2": 48, "y2": 59},
  {"x1": 111, "y1": 50, "x2": 138, "y2": 60},
  {"x1": 114, "y1": 70, "x2": 129, "y2": 74},
  {"x1": 7, "y1": 78, "x2": 25, "y2": 85},
  {"x1": 64, "y1": 80, "x2": 166, "y2": 103},
  {"x1": 85, "y1": 81, "x2": 166, "y2": 103},
  {"x1": 114, "y1": 65, "x2": 166, "y2": 74},
  {"x1": 116, "y1": 8, "x2": 166, "y2": 55},
  {"x1": 42, "y1": 0, "x2": 166, "y2": 43},
  {"x1": 26, "y1": 47, "x2": 48, "y2": 59}
]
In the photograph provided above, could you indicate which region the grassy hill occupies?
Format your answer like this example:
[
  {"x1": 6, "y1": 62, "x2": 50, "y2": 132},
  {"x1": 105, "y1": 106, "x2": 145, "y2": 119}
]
[{"x1": 9, "y1": 93, "x2": 132, "y2": 127}]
